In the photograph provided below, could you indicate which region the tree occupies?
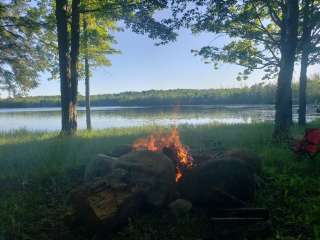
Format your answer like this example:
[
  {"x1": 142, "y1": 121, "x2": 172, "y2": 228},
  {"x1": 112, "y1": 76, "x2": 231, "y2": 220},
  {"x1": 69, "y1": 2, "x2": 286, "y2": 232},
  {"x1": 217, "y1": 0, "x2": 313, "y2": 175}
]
[
  {"x1": 83, "y1": 17, "x2": 91, "y2": 130},
  {"x1": 273, "y1": 0, "x2": 299, "y2": 138},
  {"x1": 81, "y1": 14, "x2": 119, "y2": 130},
  {"x1": 168, "y1": 0, "x2": 299, "y2": 138},
  {"x1": 0, "y1": 1, "x2": 48, "y2": 97},
  {"x1": 298, "y1": 0, "x2": 320, "y2": 126},
  {"x1": 55, "y1": 0, "x2": 176, "y2": 135},
  {"x1": 69, "y1": 0, "x2": 81, "y2": 133},
  {"x1": 55, "y1": 0, "x2": 79, "y2": 134}
]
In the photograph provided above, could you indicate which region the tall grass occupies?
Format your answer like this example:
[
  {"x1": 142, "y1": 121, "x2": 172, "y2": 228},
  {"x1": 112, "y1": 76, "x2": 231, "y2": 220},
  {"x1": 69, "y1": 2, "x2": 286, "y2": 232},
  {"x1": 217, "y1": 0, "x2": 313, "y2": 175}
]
[{"x1": 0, "y1": 123, "x2": 319, "y2": 240}]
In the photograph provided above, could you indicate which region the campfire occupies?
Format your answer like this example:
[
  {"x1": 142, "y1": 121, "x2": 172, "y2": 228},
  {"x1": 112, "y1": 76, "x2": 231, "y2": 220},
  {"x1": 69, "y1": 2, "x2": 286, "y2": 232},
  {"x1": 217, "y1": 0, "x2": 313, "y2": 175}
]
[
  {"x1": 69, "y1": 128, "x2": 268, "y2": 238},
  {"x1": 132, "y1": 127, "x2": 193, "y2": 181}
]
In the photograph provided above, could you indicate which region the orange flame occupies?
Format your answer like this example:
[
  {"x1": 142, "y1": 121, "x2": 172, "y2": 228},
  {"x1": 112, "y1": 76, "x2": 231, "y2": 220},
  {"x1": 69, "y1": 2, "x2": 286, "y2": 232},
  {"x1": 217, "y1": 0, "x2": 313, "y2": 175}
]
[{"x1": 133, "y1": 127, "x2": 193, "y2": 181}]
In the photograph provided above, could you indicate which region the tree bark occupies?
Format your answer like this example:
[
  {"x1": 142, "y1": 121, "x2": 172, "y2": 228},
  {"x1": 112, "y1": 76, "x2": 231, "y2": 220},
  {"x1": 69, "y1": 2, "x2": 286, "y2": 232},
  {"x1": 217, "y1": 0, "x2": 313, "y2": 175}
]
[
  {"x1": 55, "y1": 0, "x2": 71, "y2": 134},
  {"x1": 83, "y1": 17, "x2": 92, "y2": 130},
  {"x1": 273, "y1": 0, "x2": 299, "y2": 139},
  {"x1": 299, "y1": 46, "x2": 310, "y2": 126},
  {"x1": 298, "y1": 0, "x2": 312, "y2": 126},
  {"x1": 69, "y1": 0, "x2": 81, "y2": 134}
]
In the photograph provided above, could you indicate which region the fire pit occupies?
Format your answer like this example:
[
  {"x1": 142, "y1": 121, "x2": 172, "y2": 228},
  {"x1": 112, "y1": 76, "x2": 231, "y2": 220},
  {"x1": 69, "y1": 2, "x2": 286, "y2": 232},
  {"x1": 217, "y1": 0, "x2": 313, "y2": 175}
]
[
  {"x1": 68, "y1": 127, "x2": 266, "y2": 237},
  {"x1": 132, "y1": 127, "x2": 193, "y2": 182}
]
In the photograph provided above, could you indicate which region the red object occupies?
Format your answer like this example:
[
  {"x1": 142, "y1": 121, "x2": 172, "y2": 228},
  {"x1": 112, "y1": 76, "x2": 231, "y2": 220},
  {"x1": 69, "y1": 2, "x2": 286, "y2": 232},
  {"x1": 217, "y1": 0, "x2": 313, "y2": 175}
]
[{"x1": 294, "y1": 128, "x2": 320, "y2": 157}]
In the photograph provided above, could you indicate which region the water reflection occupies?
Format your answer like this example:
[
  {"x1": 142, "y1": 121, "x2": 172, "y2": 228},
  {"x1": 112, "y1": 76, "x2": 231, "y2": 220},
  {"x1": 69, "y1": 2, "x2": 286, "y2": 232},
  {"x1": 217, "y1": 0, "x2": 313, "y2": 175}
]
[{"x1": 0, "y1": 105, "x2": 319, "y2": 132}]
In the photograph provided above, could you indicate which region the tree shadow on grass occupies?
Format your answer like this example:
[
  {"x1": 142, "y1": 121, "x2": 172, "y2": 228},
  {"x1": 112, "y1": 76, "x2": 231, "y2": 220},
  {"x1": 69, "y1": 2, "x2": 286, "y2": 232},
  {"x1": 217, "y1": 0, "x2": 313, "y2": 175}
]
[{"x1": 0, "y1": 131, "x2": 149, "y2": 240}]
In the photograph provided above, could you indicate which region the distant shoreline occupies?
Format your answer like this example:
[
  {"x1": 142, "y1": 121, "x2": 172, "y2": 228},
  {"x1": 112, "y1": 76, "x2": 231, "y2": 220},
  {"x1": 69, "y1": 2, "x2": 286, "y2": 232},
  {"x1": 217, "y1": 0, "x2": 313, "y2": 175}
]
[
  {"x1": 0, "y1": 103, "x2": 277, "y2": 109},
  {"x1": 1, "y1": 82, "x2": 319, "y2": 108}
]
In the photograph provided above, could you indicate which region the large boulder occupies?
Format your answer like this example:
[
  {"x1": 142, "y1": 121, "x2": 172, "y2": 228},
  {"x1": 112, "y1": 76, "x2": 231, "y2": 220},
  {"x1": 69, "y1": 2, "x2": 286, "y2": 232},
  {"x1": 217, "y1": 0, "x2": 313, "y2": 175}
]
[
  {"x1": 69, "y1": 150, "x2": 176, "y2": 235},
  {"x1": 177, "y1": 158, "x2": 256, "y2": 209},
  {"x1": 169, "y1": 199, "x2": 192, "y2": 218},
  {"x1": 84, "y1": 151, "x2": 176, "y2": 206},
  {"x1": 109, "y1": 144, "x2": 133, "y2": 158},
  {"x1": 224, "y1": 148, "x2": 262, "y2": 174},
  {"x1": 84, "y1": 154, "x2": 115, "y2": 182},
  {"x1": 114, "y1": 150, "x2": 176, "y2": 207}
]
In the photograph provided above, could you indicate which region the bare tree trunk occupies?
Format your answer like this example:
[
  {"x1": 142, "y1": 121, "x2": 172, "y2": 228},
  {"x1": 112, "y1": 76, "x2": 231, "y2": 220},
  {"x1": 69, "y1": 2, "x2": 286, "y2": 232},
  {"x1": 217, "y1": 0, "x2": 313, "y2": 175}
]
[
  {"x1": 83, "y1": 17, "x2": 92, "y2": 130},
  {"x1": 55, "y1": 0, "x2": 71, "y2": 134},
  {"x1": 298, "y1": 0, "x2": 311, "y2": 126},
  {"x1": 299, "y1": 48, "x2": 310, "y2": 126},
  {"x1": 273, "y1": 0, "x2": 299, "y2": 139},
  {"x1": 69, "y1": 0, "x2": 80, "y2": 134}
]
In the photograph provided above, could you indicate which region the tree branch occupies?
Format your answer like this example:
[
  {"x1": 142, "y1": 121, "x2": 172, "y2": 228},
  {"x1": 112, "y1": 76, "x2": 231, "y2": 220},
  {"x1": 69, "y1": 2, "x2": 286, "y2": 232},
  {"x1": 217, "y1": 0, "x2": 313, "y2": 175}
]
[
  {"x1": 250, "y1": 1, "x2": 279, "y2": 47},
  {"x1": 264, "y1": 0, "x2": 284, "y2": 28}
]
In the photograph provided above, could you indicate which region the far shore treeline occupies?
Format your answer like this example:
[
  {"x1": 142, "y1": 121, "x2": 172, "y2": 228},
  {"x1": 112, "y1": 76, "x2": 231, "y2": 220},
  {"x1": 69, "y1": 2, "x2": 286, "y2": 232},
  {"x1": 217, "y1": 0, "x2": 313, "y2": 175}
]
[{"x1": 2, "y1": 76, "x2": 320, "y2": 108}]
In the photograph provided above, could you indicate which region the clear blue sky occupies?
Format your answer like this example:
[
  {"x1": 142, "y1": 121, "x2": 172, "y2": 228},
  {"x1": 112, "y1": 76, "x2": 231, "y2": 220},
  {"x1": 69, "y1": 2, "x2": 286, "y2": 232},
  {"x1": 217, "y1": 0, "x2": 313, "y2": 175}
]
[
  {"x1": 29, "y1": 27, "x2": 318, "y2": 96},
  {"x1": 28, "y1": 27, "x2": 266, "y2": 96}
]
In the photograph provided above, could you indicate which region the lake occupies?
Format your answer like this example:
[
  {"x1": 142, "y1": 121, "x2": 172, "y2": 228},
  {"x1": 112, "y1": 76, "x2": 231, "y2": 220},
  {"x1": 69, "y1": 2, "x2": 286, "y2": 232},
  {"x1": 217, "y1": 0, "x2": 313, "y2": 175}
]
[{"x1": 0, "y1": 105, "x2": 319, "y2": 132}]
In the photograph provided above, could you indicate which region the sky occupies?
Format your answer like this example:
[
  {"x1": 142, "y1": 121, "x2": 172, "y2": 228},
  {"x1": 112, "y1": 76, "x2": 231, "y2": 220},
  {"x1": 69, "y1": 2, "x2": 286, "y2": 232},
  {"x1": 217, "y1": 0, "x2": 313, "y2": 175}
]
[
  {"x1": 2, "y1": 1, "x2": 320, "y2": 97},
  {"x1": 28, "y1": 27, "x2": 267, "y2": 96},
  {"x1": 27, "y1": 26, "x2": 319, "y2": 96}
]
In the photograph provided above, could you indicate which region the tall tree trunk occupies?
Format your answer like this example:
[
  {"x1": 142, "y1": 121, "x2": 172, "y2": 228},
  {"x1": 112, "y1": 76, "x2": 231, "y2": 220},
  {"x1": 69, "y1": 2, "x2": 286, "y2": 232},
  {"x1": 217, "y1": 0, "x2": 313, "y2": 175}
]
[
  {"x1": 69, "y1": 0, "x2": 80, "y2": 134},
  {"x1": 298, "y1": 0, "x2": 311, "y2": 126},
  {"x1": 298, "y1": 46, "x2": 310, "y2": 126},
  {"x1": 83, "y1": 17, "x2": 92, "y2": 130},
  {"x1": 55, "y1": 0, "x2": 71, "y2": 134},
  {"x1": 273, "y1": 0, "x2": 299, "y2": 139}
]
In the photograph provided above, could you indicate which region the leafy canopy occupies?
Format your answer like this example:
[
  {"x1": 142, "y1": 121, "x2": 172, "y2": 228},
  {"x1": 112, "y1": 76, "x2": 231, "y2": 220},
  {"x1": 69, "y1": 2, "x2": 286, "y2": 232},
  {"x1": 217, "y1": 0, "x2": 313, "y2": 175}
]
[
  {"x1": 167, "y1": 0, "x2": 289, "y2": 80},
  {"x1": 0, "y1": 0, "x2": 50, "y2": 96}
]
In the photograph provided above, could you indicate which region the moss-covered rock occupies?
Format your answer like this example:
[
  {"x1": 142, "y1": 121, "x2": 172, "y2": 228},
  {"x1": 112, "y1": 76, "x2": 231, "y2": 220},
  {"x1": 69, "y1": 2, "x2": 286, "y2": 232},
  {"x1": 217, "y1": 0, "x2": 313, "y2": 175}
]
[{"x1": 178, "y1": 158, "x2": 256, "y2": 208}]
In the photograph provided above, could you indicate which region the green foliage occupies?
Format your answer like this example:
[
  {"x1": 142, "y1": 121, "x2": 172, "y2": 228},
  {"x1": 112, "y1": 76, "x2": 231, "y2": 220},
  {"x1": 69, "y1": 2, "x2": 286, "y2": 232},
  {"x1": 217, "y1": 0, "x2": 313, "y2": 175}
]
[
  {"x1": 168, "y1": 0, "x2": 282, "y2": 80},
  {"x1": 169, "y1": 0, "x2": 320, "y2": 82},
  {"x1": 79, "y1": 12, "x2": 120, "y2": 79},
  {"x1": 0, "y1": 84, "x2": 275, "y2": 107},
  {"x1": 0, "y1": 0, "x2": 176, "y2": 97},
  {"x1": 80, "y1": 0, "x2": 177, "y2": 44},
  {"x1": 299, "y1": 0, "x2": 320, "y2": 66},
  {"x1": 3, "y1": 75, "x2": 320, "y2": 107},
  {"x1": 0, "y1": 0, "x2": 50, "y2": 96}
]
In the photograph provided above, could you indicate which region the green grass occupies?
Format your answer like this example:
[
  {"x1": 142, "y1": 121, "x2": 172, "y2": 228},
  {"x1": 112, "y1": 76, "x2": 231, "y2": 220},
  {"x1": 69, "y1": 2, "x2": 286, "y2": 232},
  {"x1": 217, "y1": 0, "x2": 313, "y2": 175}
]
[{"x1": 0, "y1": 123, "x2": 320, "y2": 239}]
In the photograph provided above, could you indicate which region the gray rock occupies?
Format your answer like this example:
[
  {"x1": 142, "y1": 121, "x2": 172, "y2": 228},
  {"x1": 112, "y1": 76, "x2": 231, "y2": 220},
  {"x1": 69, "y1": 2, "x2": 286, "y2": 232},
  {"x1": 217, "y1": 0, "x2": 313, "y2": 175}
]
[
  {"x1": 178, "y1": 158, "x2": 256, "y2": 208},
  {"x1": 224, "y1": 148, "x2": 262, "y2": 174},
  {"x1": 109, "y1": 144, "x2": 133, "y2": 157},
  {"x1": 114, "y1": 150, "x2": 176, "y2": 207},
  {"x1": 84, "y1": 150, "x2": 176, "y2": 207},
  {"x1": 169, "y1": 199, "x2": 192, "y2": 217},
  {"x1": 84, "y1": 154, "x2": 116, "y2": 182},
  {"x1": 71, "y1": 150, "x2": 176, "y2": 234}
]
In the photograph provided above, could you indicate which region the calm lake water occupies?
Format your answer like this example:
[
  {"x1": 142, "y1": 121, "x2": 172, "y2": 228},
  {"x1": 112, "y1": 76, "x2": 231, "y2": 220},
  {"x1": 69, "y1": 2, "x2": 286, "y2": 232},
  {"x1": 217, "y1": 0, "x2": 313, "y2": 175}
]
[{"x1": 0, "y1": 105, "x2": 319, "y2": 132}]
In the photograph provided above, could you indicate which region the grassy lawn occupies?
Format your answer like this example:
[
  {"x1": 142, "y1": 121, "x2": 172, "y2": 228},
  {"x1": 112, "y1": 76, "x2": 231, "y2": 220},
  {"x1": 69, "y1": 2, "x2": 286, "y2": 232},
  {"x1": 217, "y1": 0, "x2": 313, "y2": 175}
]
[{"x1": 1, "y1": 123, "x2": 320, "y2": 240}]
